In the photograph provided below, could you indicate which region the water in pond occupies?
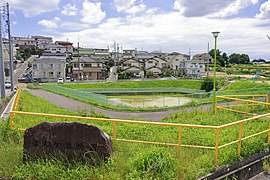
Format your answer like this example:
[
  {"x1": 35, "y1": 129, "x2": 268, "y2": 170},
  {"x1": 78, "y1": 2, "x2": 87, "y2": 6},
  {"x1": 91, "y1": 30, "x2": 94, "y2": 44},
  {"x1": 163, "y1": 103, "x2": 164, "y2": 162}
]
[{"x1": 108, "y1": 96, "x2": 192, "y2": 108}]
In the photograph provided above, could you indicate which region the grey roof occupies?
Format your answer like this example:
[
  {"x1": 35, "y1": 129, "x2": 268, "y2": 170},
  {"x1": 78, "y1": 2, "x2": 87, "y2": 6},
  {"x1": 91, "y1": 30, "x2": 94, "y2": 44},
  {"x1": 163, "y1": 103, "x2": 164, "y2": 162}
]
[
  {"x1": 34, "y1": 57, "x2": 66, "y2": 63},
  {"x1": 72, "y1": 56, "x2": 105, "y2": 63},
  {"x1": 42, "y1": 52, "x2": 66, "y2": 56}
]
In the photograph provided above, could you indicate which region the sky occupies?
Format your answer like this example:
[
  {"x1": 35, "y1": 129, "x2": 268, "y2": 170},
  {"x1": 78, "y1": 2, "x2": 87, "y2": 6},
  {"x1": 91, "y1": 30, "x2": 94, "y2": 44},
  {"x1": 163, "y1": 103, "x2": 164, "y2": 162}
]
[{"x1": 2, "y1": 0, "x2": 270, "y2": 60}]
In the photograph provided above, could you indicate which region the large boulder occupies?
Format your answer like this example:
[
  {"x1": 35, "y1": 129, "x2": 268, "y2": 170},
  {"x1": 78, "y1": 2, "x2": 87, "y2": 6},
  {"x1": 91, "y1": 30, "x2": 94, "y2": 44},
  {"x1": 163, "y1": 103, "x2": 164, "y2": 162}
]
[{"x1": 23, "y1": 122, "x2": 112, "y2": 163}]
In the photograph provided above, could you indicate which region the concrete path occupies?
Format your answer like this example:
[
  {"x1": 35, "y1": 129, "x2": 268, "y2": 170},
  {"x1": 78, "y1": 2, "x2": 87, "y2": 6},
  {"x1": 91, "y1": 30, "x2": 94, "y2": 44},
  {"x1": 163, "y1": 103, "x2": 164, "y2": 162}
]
[{"x1": 26, "y1": 89, "x2": 213, "y2": 121}]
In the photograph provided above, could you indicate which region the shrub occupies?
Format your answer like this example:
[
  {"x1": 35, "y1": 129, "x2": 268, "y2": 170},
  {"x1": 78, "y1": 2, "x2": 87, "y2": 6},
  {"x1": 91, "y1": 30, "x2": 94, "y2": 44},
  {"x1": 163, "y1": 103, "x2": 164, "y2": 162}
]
[{"x1": 200, "y1": 77, "x2": 215, "y2": 92}]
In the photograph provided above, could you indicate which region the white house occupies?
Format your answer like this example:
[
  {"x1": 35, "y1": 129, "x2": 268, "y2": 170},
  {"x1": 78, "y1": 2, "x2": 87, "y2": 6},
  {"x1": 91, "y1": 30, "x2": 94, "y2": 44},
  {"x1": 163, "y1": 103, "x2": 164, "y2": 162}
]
[
  {"x1": 180, "y1": 60, "x2": 205, "y2": 78},
  {"x1": 45, "y1": 44, "x2": 66, "y2": 54}
]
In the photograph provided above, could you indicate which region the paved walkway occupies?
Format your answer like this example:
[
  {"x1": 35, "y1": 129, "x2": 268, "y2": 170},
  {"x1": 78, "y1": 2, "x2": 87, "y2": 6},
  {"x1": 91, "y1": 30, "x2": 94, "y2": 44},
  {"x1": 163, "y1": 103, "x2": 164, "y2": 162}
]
[{"x1": 26, "y1": 89, "x2": 214, "y2": 121}]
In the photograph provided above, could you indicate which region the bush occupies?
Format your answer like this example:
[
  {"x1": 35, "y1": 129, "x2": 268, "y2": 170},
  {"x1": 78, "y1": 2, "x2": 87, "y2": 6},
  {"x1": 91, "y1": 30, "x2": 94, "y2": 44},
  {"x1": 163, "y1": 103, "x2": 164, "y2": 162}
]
[{"x1": 201, "y1": 77, "x2": 215, "y2": 92}]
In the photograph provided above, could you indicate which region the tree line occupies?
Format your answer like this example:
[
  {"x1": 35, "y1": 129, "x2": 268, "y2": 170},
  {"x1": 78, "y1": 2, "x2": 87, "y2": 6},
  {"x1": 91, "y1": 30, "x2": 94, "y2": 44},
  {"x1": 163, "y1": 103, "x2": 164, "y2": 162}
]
[{"x1": 208, "y1": 49, "x2": 251, "y2": 66}]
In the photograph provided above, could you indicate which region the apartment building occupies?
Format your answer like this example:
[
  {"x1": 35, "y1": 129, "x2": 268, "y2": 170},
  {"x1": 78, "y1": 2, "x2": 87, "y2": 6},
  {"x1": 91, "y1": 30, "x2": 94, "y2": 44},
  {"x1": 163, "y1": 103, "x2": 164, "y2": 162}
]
[{"x1": 31, "y1": 56, "x2": 66, "y2": 82}]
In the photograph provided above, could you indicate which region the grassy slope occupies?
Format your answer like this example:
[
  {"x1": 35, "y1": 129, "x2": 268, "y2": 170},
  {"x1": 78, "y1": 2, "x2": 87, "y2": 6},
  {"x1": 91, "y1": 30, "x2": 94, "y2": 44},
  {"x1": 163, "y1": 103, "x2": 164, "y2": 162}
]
[
  {"x1": 61, "y1": 79, "x2": 203, "y2": 89},
  {"x1": 0, "y1": 90, "x2": 269, "y2": 179}
]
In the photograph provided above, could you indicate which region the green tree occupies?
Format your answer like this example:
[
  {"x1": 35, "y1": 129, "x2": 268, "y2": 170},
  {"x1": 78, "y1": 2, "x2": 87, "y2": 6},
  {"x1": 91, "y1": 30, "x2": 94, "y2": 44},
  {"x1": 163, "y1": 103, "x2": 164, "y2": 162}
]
[
  {"x1": 209, "y1": 49, "x2": 226, "y2": 67},
  {"x1": 229, "y1": 53, "x2": 250, "y2": 64}
]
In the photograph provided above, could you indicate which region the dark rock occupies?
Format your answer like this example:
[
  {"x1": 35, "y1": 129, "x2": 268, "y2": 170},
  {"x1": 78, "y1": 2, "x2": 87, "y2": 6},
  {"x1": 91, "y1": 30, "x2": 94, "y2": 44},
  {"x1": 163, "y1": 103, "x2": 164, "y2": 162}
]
[{"x1": 23, "y1": 122, "x2": 112, "y2": 163}]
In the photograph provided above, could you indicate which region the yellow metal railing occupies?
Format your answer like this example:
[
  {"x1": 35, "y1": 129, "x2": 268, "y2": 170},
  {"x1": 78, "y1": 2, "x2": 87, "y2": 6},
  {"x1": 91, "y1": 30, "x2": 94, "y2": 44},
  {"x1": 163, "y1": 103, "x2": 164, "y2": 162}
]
[{"x1": 8, "y1": 89, "x2": 270, "y2": 167}]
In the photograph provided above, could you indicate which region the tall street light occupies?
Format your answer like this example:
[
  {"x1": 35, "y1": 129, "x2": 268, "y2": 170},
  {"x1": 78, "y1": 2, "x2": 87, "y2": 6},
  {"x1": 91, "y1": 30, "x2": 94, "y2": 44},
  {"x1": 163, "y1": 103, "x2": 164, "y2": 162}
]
[{"x1": 212, "y1": 31, "x2": 220, "y2": 113}]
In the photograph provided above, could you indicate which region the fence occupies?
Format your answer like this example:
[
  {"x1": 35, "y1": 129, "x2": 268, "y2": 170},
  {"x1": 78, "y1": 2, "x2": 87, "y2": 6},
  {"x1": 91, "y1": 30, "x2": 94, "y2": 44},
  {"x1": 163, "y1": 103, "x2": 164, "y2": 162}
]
[{"x1": 9, "y1": 88, "x2": 270, "y2": 167}]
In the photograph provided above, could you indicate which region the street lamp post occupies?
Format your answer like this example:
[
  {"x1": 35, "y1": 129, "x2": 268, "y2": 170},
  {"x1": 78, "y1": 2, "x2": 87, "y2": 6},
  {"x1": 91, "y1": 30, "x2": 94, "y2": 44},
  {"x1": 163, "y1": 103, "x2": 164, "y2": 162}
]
[{"x1": 212, "y1": 31, "x2": 220, "y2": 114}]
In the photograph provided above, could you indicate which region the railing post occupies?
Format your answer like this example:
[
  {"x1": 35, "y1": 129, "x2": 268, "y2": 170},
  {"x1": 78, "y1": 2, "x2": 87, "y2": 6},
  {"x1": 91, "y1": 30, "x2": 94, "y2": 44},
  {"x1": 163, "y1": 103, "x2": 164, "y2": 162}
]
[
  {"x1": 214, "y1": 128, "x2": 220, "y2": 167},
  {"x1": 9, "y1": 112, "x2": 13, "y2": 128},
  {"x1": 235, "y1": 99, "x2": 238, "y2": 110},
  {"x1": 252, "y1": 96, "x2": 255, "y2": 112},
  {"x1": 214, "y1": 96, "x2": 217, "y2": 114},
  {"x1": 266, "y1": 95, "x2": 269, "y2": 110},
  {"x1": 56, "y1": 117, "x2": 60, "y2": 123},
  {"x1": 238, "y1": 123, "x2": 243, "y2": 157},
  {"x1": 177, "y1": 126, "x2": 183, "y2": 158},
  {"x1": 245, "y1": 101, "x2": 248, "y2": 115},
  {"x1": 268, "y1": 125, "x2": 270, "y2": 144},
  {"x1": 113, "y1": 122, "x2": 117, "y2": 143}
]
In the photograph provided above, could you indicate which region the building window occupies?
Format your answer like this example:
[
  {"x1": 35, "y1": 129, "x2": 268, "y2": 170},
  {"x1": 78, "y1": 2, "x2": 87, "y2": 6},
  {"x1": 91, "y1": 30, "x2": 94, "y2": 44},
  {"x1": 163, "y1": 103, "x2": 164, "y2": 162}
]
[
  {"x1": 57, "y1": 71, "x2": 61, "y2": 77},
  {"x1": 33, "y1": 64, "x2": 37, "y2": 70},
  {"x1": 148, "y1": 61, "x2": 153, "y2": 63},
  {"x1": 48, "y1": 64, "x2": 53, "y2": 69},
  {"x1": 58, "y1": 64, "x2": 62, "y2": 69},
  {"x1": 84, "y1": 63, "x2": 92, "y2": 67},
  {"x1": 74, "y1": 63, "x2": 78, "y2": 68},
  {"x1": 49, "y1": 72, "x2": 54, "y2": 78},
  {"x1": 197, "y1": 70, "x2": 200, "y2": 73}
]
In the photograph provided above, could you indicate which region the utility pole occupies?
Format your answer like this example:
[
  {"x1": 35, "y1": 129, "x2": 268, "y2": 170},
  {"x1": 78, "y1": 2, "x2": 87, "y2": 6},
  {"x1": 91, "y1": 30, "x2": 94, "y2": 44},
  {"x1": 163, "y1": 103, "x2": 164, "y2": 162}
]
[
  {"x1": 113, "y1": 41, "x2": 117, "y2": 80},
  {"x1": 77, "y1": 41, "x2": 80, "y2": 80},
  {"x1": 7, "y1": 3, "x2": 14, "y2": 91},
  {"x1": 207, "y1": 42, "x2": 209, "y2": 76},
  {"x1": 0, "y1": 13, "x2": 5, "y2": 98}
]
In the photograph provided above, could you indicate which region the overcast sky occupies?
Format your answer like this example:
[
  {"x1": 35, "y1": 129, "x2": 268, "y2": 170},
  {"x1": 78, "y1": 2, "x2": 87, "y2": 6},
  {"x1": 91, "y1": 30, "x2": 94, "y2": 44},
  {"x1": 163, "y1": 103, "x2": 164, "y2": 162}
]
[{"x1": 3, "y1": 0, "x2": 270, "y2": 59}]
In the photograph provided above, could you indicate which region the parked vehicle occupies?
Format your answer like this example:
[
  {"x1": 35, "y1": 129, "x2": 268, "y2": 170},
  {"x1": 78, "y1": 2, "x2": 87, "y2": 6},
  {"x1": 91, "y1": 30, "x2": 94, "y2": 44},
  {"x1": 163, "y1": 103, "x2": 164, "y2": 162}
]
[
  {"x1": 66, "y1": 76, "x2": 71, "y2": 82},
  {"x1": 5, "y1": 80, "x2": 11, "y2": 89},
  {"x1": 57, "y1": 78, "x2": 64, "y2": 84}
]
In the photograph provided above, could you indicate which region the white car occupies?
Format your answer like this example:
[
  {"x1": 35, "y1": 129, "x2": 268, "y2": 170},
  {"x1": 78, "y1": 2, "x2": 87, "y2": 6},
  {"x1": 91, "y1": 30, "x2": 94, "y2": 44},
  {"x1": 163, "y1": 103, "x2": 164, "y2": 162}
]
[
  {"x1": 57, "y1": 78, "x2": 64, "y2": 84},
  {"x1": 66, "y1": 77, "x2": 71, "y2": 82},
  {"x1": 5, "y1": 80, "x2": 11, "y2": 89}
]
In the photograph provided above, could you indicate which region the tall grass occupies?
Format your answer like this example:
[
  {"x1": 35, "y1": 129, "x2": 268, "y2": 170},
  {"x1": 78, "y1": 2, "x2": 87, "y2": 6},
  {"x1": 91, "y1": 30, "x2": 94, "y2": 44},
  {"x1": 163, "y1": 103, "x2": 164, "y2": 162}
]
[{"x1": 0, "y1": 90, "x2": 268, "y2": 179}]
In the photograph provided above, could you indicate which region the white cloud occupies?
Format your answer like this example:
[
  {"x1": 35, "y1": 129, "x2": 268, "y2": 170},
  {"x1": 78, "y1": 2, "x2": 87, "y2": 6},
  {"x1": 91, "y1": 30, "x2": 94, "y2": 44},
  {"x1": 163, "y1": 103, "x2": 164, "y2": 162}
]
[
  {"x1": 60, "y1": 22, "x2": 90, "y2": 31},
  {"x1": 56, "y1": 12, "x2": 270, "y2": 59},
  {"x1": 8, "y1": 0, "x2": 60, "y2": 17},
  {"x1": 81, "y1": 0, "x2": 106, "y2": 24},
  {"x1": 255, "y1": 0, "x2": 270, "y2": 19},
  {"x1": 114, "y1": 0, "x2": 146, "y2": 14},
  {"x1": 61, "y1": 3, "x2": 78, "y2": 16},
  {"x1": 38, "y1": 17, "x2": 61, "y2": 29},
  {"x1": 173, "y1": 0, "x2": 258, "y2": 17}
]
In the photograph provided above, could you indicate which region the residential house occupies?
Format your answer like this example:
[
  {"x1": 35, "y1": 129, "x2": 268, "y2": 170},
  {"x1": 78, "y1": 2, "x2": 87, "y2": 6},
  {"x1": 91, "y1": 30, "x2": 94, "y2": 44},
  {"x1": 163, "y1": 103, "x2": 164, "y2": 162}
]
[
  {"x1": 45, "y1": 44, "x2": 67, "y2": 54},
  {"x1": 73, "y1": 48, "x2": 110, "y2": 59},
  {"x1": 144, "y1": 57, "x2": 167, "y2": 75},
  {"x1": 121, "y1": 58, "x2": 142, "y2": 77},
  {"x1": 166, "y1": 52, "x2": 189, "y2": 70},
  {"x1": 14, "y1": 37, "x2": 36, "y2": 49},
  {"x1": 192, "y1": 53, "x2": 213, "y2": 64},
  {"x1": 31, "y1": 56, "x2": 66, "y2": 82},
  {"x1": 55, "y1": 41, "x2": 73, "y2": 54},
  {"x1": 151, "y1": 51, "x2": 167, "y2": 59},
  {"x1": 72, "y1": 56, "x2": 105, "y2": 80},
  {"x1": 122, "y1": 50, "x2": 136, "y2": 59},
  {"x1": 179, "y1": 60, "x2": 205, "y2": 78},
  {"x1": 32, "y1": 36, "x2": 53, "y2": 49}
]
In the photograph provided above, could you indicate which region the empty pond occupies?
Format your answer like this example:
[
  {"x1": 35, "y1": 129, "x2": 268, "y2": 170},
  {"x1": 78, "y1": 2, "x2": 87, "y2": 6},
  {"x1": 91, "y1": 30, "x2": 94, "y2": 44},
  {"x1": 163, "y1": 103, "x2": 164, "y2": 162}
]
[{"x1": 108, "y1": 96, "x2": 192, "y2": 108}]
